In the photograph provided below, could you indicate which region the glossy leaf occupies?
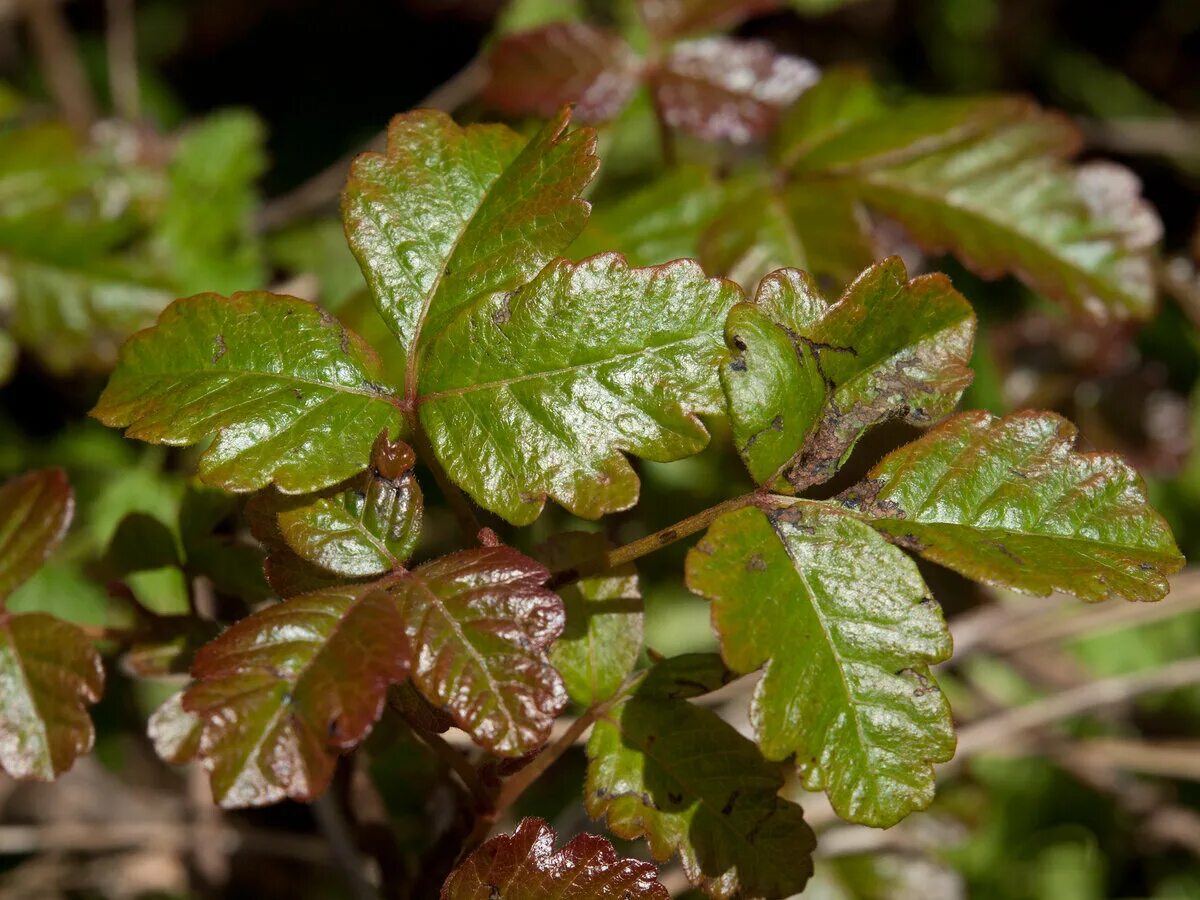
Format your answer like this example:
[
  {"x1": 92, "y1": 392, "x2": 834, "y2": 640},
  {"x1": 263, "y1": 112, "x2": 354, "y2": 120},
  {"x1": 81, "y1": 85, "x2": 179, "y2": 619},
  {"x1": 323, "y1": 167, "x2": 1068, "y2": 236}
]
[
  {"x1": 419, "y1": 255, "x2": 739, "y2": 524},
  {"x1": 91, "y1": 291, "x2": 404, "y2": 494},
  {"x1": 385, "y1": 547, "x2": 566, "y2": 756},
  {"x1": 637, "y1": 0, "x2": 781, "y2": 39},
  {"x1": 722, "y1": 258, "x2": 974, "y2": 490},
  {"x1": 246, "y1": 489, "x2": 357, "y2": 599},
  {"x1": 0, "y1": 611, "x2": 104, "y2": 780},
  {"x1": 277, "y1": 433, "x2": 423, "y2": 577},
  {"x1": 541, "y1": 532, "x2": 642, "y2": 706},
  {"x1": 686, "y1": 501, "x2": 955, "y2": 827},
  {"x1": 148, "y1": 690, "x2": 202, "y2": 765},
  {"x1": 483, "y1": 23, "x2": 642, "y2": 122},
  {"x1": 442, "y1": 817, "x2": 669, "y2": 899},
  {"x1": 653, "y1": 38, "x2": 819, "y2": 144},
  {"x1": 183, "y1": 584, "x2": 410, "y2": 807},
  {"x1": 0, "y1": 469, "x2": 74, "y2": 600},
  {"x1": 342, "y1": 108, "x2": 597, "y2": 392},
  {"x1": 586, "y1": 659, "x2": 814, "y2": 898},
  {"x1": 780, "y1": 77, "x2": 1161, "y2": 319},
  {"x1": 844, "y1": 410, "x2": 1185, "y2": 602}
]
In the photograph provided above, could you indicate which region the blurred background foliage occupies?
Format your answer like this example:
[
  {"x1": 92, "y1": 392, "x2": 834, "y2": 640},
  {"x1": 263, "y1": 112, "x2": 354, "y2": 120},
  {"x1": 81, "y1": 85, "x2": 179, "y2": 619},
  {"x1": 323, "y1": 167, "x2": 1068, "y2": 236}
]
[{"x1": 1, "y1": 0, "x2": 1199, "y2": 898}]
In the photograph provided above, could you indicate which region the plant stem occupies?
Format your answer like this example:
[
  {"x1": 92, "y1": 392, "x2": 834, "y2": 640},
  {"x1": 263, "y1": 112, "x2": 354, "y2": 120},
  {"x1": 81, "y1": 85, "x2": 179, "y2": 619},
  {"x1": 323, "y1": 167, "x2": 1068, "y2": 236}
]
[
  {"x1": 105, "y1": 0, "x2": 140, "y2": 120},
  {"x1": 21, "y1": 0, "x2": 98, "y2": 135}
]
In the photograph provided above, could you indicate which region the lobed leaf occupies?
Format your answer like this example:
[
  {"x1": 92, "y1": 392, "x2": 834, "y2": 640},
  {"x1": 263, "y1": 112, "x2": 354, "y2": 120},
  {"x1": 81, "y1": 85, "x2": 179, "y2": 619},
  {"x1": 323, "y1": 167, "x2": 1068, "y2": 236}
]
[
  {"x1": 483, "y1": 23, "x2": 642, "y2": 122},
  {"x1": 342, "y1": 108, "x2": 597, "y2": 394},
  {"x1": 419, "y1": 255, "x2": 739, "y2": 524},
  {"x1": 0, "y1": 611, "x2": 104, "y2": 780},
  {"x1": 0, "y1": 469, "x2": 74, "y2": 600},
  {"x1": 91, "y1": 291, "x2": 404, "y2": 495},
  {"x1": 686, "y1": 501, "x2": 955, "y2": 827},
  {"x1": 540, "y1": 532, "x2": 642, "y2": 706},
  {"x1": 442, "y1": 816, "x2": 669, "y2": 899},
  {"x1": 586, "y1": 657, "x2": 814, "y2": 898},
  {"x1": 385, "y1": 546, "x2": 566, "y2": 755},
  {"x1": 183, "y1": 584, "x2": 410, "y2": 807},
  {"x1": 842, "y1": 410, "x2": 1185, "y2": 602},
  {"x1": 722, "y1": 258, "x2": 974, "y2": 490}
]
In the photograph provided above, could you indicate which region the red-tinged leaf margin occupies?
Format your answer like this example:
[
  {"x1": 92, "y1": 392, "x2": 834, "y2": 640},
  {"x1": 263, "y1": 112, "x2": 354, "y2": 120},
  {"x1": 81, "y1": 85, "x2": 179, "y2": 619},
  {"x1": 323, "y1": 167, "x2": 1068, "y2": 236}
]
[
  {"x1": 0, "y1": 468, "x2": 74, "y2": 600},
  {"x1": 441, "y1": 817, "x2": 670, "y2": 899}
]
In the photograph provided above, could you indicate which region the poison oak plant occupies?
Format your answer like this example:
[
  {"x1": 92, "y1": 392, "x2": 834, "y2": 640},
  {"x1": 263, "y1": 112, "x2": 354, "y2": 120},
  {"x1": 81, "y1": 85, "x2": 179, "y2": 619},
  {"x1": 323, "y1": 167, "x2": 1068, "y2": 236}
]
[{"x1": 0, "y1": 90, "x2": 1185, "y2": 897}]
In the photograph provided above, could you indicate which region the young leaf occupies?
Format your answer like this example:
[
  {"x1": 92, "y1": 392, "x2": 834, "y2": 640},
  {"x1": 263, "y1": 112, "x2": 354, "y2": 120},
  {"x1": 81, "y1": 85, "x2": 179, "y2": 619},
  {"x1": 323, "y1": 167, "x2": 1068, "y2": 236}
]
[
  {"x1": 148, "y1": 690, "x2": 202, "y2": 765},
  {"x1": 0, "y1": 469, "x2": 74, "y2": 599},
  {"x1": 636, "y1": 0, "x2": 781, "y2": 40},
  {"x1": 722, "y1": 259, "x2": 974, "y2": 490},
  {"x1": 183, "y1": 584, "x2": 411, "y2": 807},
  {"x1": 246, "y1": 489, "x2": 361, "y2": 599},
  {"x1": 540, "y1": 532, "x2": 642, "y2": 706},
  {"x1": 385, "y1": 547, "x2": 566, "y2": 755},
  {"x1": 652, "y1": 38, "x2": 818, "y2": 144},
  {"x1": 686, "y1": 501, "x2": 955, "y2": 827},
  {"x1": 91, "y1": 291, "x2": 404, "y2": 494},
  {"x1": 441, "y1": 817, "x2": 669, "y2": 899},
  {"x1": 586, "y1": 657, "x2": 815, "y2": 898},
  {"x1": 842, "y1": 410, "x2": 1185, "y2": 602},
  {"x1": 779, "y1": 77, "x2": 1161, "y2": 319},
  {"x1": 342, "y1": 108, "x2": 597, "y2": 393},
  {"x1": 419, "y1": 255, "x2": 740, "y2": 524},
  {"x1": 483, "y1": 23, "x2": 642, "y2": 122},
  {"x1": 0, "y1": 611, "x2": 105, "y2": 780},
  {"x1": 276, "y1": 433, "x2": 423, "y2": 577}
]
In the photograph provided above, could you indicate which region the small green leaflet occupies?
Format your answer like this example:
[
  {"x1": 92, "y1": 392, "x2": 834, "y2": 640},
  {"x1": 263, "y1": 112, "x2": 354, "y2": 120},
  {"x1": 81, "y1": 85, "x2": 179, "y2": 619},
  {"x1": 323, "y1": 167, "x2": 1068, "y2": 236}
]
[
  {"x1": 686, "y1": 501, "x2": 955, "y2": 827},
  {"x1": 183, "y1": 583, "x2": 411, "y2": 807},
  {"x1": 722, "y1": 258, "x2": 974, "y2": 490},
  {"x1": 841, "y1": 410, "x2": 1186, "y2": 602},
  {"x1": 91, "y1": 291, "x2": 405, "y2": 494},
  {"x1": 586, "y1": 655, "x2": 814, "y2": 898}
]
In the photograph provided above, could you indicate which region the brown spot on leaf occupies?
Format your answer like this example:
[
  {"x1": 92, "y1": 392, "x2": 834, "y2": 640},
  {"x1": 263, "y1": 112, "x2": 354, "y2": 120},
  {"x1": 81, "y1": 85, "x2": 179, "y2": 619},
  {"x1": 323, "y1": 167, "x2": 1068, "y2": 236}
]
[
  {"x1": 745, "y1": 553, "x2": 767, "y2": 572},
  {"x1": 212, "y1": 334, "x2": 227, "y2": 363}
]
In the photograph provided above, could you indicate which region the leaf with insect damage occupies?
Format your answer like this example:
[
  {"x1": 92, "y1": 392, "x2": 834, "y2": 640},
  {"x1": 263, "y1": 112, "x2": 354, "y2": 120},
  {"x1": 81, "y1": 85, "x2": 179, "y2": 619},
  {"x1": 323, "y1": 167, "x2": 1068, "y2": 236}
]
[
  {"x1": 441, "y1": 817, "x2": 669, "y2": 899},
  {"x1": 586, "y1": 655, "x2": 814, "y2": 898},
  {"x1": 686, "y1": 501, "x2": 955, "y2": 827},
  {"x1": 841, "y1": 410, "x2": 1185, "y2": 602},
  {"x1": 778, "y1": 71, "x2": 1162, "y2": 320},
  {"x1": 91, "y1": 292, "x2": 405, "y2": 495},
  {"x1": 182, "y1": 583, "x2": 410, "y2": 807},
  {"x1": 721, "y1": 258, "x2": 974, "y2": 491},
  {"x1": 384, "y1": 547, "x2": 566, "y2": 756}
]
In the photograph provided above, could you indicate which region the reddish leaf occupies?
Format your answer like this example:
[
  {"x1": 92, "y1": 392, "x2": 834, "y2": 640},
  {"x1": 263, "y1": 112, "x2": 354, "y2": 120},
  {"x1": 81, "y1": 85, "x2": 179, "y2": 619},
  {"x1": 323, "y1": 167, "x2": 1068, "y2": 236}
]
[
  {"x1": 442, "y1": 817, "x2": 669, "y2": 899},
  {"x1": 148, "y1": 690, "x2": 202, "y2": 765},
  {"x1": 484, "y1": 23, "x2": 642, "y2": 122},
  {"x1": 183, "y1": 584, "x2": 410, "y2": 807},
  {"x1": 637, "y1": 0, "x2": 781, "y2": 40},
  {"x1": 386, "y1": 547, "x2": 566, "y2": 756},
  {"x1": 0, "y1": 469, "x2": 73, "y2": 601},
  {"x1": 0, "y1": 611, "x2": 104, "y2": 780},
  {"x1": 652, "y1": 38, "x2": 818, "y2": 143}
]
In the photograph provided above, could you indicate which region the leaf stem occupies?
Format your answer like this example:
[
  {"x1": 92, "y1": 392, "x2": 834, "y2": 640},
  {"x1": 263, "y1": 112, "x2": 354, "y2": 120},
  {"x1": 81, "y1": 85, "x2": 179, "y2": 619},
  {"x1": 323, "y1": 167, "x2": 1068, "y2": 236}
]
[{"x1": 21, "y1": 0, "x2": 98, "y2": 135}]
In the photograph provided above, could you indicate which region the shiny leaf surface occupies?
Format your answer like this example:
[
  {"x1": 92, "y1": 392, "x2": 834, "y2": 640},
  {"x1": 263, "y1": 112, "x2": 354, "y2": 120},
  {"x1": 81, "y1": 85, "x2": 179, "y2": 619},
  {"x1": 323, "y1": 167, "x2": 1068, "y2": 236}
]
[
  {"x1": 844, "y1": 410, "x2": 1185, "y2": 602},
  {"x1": 148, "y1": 690, "x2": 202, "y2": 765},
  {"x1": 385, "y1": 547, "x2": 566, "y2": 755},
  {"x1": 91, "y1": 291, "x2": 404, "y2": 494},
  {"x1": 442, "y1": 817, "x2": 669, "y2": 899},
  {"x1": 419, "y1": 255, "x2": 739, "y2": 524},
  {"x1": 0, "y1": 469, "x2": 74, "y2": 601},
  {"x1": 722, "y1": 258, "x2": 974, "y2": 490},
  {"x1": 686, "y1": 501, "x2": 955, "y2": 827},
  {"x1": 183, "y1": 584, "x2": 410, "y2": 807}
]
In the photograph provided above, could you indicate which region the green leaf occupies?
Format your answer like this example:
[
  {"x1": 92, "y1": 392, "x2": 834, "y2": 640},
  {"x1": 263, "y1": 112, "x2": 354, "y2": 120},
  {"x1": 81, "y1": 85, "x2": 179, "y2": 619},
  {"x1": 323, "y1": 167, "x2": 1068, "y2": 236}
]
[
  {"x1": 91, "y1": 291, "x2": 405, "y2": 494},
  {"x1": 385, "y1": 547, "x2": 565, "y2": 756},
  {"x1": 685, "y1": 501, "x2": 955, "y2": 827},
  {"x1": 246, "y1": 489, "x2": 355, "y2": 599},
  {"x1": 419, "y1": 255, "x2": 740, "y2": 524},
  {"x1": 586, "y1": 657, "x2": 814, "y2": 898},
  {"x1": 276, "y1": 433, "x2": 423, "y2": 578},
  {"x1": 342, "y1": 108, "x2": 597, "y2": 395},
  {"x1": 0, "y1": 469, "x2": 74, "y2": 600},
  {"x1": 780, "y1": 78, "x2": 1161, "y2": 319},
  {"x1": 183, "y1": 583, "x2": 411, "y2": 807},
  {"x1": 541, "y1": 532, "x2": 641, "y2": 706},
  {"x1": 722, "y1": 258, "x2": 974, "y2": 490},
  {"x1": 442, "y1": 817, "x2": 669, "y2": 900},
  {"x1": 0, "y1": 611, "x2": 105, "y2": 780},
  {"x1": 843, "y1": 410, "x2": 1185, "y2": 602}
]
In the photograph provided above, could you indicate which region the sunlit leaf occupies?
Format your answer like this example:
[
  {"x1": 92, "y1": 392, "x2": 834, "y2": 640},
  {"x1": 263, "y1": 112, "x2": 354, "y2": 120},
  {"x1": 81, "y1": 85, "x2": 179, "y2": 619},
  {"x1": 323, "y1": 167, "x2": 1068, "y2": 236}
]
[
  {"x1": 183, "y1": 583, "x2": 410, "y2": 807},
  {"x1": 148, "y1": 689, "x2": 202, "y2": 765},
  {"x1": 842, "y1": 410, "x2": 1185, "y2": 602},
  {"x1": 686, "y1": 501, "x2": 955, "y2": 827},
  {"x1": 442, "y1": 817, "x2": 669, "y2": 899}
]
